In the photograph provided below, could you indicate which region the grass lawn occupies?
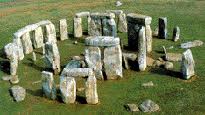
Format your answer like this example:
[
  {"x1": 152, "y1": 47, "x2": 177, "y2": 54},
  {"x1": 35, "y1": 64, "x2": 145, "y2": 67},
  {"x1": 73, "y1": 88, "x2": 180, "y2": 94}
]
[{"x1": 0, "y1": 0, "x2": 205, "y2": 114}]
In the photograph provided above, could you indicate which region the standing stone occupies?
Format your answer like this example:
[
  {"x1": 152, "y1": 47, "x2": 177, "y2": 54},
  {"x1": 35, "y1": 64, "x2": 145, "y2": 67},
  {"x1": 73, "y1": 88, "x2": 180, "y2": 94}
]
[
  {"x1": 138, "y1": 27, "x2": 147, "y2": 71},
  {"x1": 158, "y1": 17, "x2": 168, "y2": 39},
  {"x1": 85, "y1": 75, "x2": 98, "y2": 104},
  {"x1": 10, "y1": 85, "x2": 26, "y2": 102},
  {"x1": 181, "y1": 49, "x2": 195, "y2": 79},
  {"x1": 85, "y1": 46, "x2": 103, "y2": 80},
  {"x1": 21, "y1": 32, "x2": 33, "y2": 54},
  {"x1": 88, "y1": 17, "x2": 102, "y2": 36},
  {"x1": 13, "y1": 37, "x2": 24, "y2": 61},
  {"x1": 102, "y1": 18, "x2": 117, "y2": 37},
  {"x1": 118, "y1": 13, "x2": 127, "y2": 32},
  {"x1": 31, "y1": 27, "x2": 44, "y2": 48},
  {"x1": 145, "y1": 25, "x2": 152, "y2": 53},
  {"x1": 45, "y1": 23, "x2": 57, "y2": 43},
  {"x1": 41, "y1": 71, "x2": 56, "y2": 100},
  {"x1": 45, "y1": 42, "x2": 61, "y2": 74},
  {"x1": 32, "y1": 52, "x2": 37, "y2": 62},
  {"x1": 74, "y1": 17, "x2": 83, "y2": 38},
  {"x1": 173, "y1": 26, "x2": 180, "y2": 42},
  {"x1": 60, "y1": 76, "x2": 76, "y2": 104},
  {"x1": 4, "y1": 43, "x2": 18, "y2": 60},
  {"x1": 10, "y1": 52, "x2": 18, "y2": 76},
  {"x1": 59, "y1": 19, "x2": 68, "y2": 41},
  {"x1": 104, "y1": 45, "x2": 123, "y2": 79}
]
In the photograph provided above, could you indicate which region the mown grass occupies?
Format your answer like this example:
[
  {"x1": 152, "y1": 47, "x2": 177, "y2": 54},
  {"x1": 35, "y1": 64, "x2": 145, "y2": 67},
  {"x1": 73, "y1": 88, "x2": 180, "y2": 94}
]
[{"x1": 0, "y1": 0, "x2": 205, "y2": 114}]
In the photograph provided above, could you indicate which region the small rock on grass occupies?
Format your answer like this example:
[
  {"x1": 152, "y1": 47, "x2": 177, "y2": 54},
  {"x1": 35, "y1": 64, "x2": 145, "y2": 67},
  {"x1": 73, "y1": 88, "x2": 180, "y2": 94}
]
[
  {"x1": 10, "y1": 75, "x2": 19, "y2": 84},
  {"x1": 139, "y1": 99, "x2": 160, "y2": 112},
  {"x1": 10, "y1": 85, "x2": 26, "y2": 102},
  {"x1": 142, "y1": 81, "x2": 154, "y2": 87},
  {"x1": 125, "y1": 104, "x2": 139, "y2": 112},
  {"x1": 2, "y1": 75, "x2": 12, "y2": 81}
]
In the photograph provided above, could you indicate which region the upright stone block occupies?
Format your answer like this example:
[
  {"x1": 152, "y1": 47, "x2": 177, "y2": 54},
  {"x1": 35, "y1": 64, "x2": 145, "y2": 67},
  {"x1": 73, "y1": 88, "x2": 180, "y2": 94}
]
[
  {"x1": 31, "y1": 27, "x2": 44, "y2": 48},
  {"x1": 104, "y1": 45, "x2": 123, "y2": 79},
  {"x1": 21, "y1": 32, "x2": 33, "y2": 54},
  {"x1": 4, "y1": 43, "x2": 17, "y2": 60},
  {"x1": 59, "y1": 19, "x2": 68, "y2": 41},
  {"x1": 13, "y1": 38, "x2": 24, "y2": 61},
  {"x1": 74, "y1": 17, "x2": 83, "y2": 38},
  {"x1": 145, "y1": 25, "x2": 152, "y2": 53},
  {"x1": 138, "y1": 27, "x2": 147, "y2": 71},
  {"x1": 102, "y1": 18, "x2": 117, "y2": 37},
  {"x1": 85, "y1": 46, "x2": 103, "y2": 80},
  {"x1": 85, "y1": 75, "x2": 98, "y2": 104},
  {"x1": 32, "y1": 52, "x2": 37, "y2": 62},
  {"x1": 173, "y1": 26, "x2": 180, "y2": 42},
  {"x1": 158, "y1": 17, "x2": 168, "y2": 39},
  {"x1": 118, "y1": 13, "x2": 127, "y2": 32},
  {"x1": 44, "y1": 42, "x2": 61, "y2": 74},
  {"x1": 45, "y1": 23, "x2": 57, "y2": 43},
  {"x1": 181, "y1": 49, "x2": 195, "y2": 79},
  {"x1": 41, "y1": 71, "x2": 56, "y2": 100},
  {"x1": 10, "y1": 52, "x2": 18, "y2": 76},
  {"x1": 60, "y1": 76, "x2": 76, "y2": 104},
  {"x1": 88, "y1": 17, "x2": 102, "y2": 36}
]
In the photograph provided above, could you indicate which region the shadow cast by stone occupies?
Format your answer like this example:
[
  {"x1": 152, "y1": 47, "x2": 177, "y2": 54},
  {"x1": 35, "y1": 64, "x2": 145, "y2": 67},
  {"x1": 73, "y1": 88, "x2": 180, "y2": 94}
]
[
  {"x1": 149, "y1": 68, "x2": 182, "y2": 79},
  {"x1": 27, "y1": 89, "x2": 43, "y2": 97},
  {"x1": 0, "y1": 60, "x2": 10, "y2": 74},
  {"x1": 23, "y1": 62, "x2": 44, "y2": 72},
  {"x1": 76, "y1": 95, "x2": 87, "y2": 104}
]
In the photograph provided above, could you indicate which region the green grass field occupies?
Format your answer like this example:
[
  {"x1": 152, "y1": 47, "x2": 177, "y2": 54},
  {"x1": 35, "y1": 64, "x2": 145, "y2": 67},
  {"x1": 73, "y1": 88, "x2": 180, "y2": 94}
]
[{"x1": 0, "y1": 0, "x2": 205, "y2": 114}]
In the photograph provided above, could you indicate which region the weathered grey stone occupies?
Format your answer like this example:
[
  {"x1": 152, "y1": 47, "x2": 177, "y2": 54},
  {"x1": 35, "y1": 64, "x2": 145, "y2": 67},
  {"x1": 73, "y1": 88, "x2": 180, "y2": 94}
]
[
  {"x1": 153, "y1": 60, "x2": 164, "y2": 67},
  {"x1": 116, "y1": 1, "x2": 122, "y2": 7},
  {"x1": 166, "y1": 53, "x2": 182, "y2": 62},
  {"x1": 75, "y1": 12, "x2": 90, "y2": 18},
  {"x1": 173, "y1": 26, "x2": 180, "y2": 42},
  {"x1": 74, "y1": 17, "x2": 83, "y2": 38},
  {"x1": 36, "y1": 20, "x2": 52, "y2": 27},
  {"x1": 45, "y1": 23, "x2": 57, "y2": 43},
  {"x1": 139, "y1": 99, "x2": 160, "y2": 112},
  {"x1": 88, "y1": 17, "x2": 102, "y2": 36},
  {"x1": 85, "y1": 36, "x2": 120, "y2": 47},
  {"x1": 4, "y1": 43, "x2": 18, "y2": 60},
  {"x1": 104, "y1": 45, "x2": 123, "y2": 79},
  {"x1": 2, "y1": 75, "x2": 12, "y2": 81},
  {"x1": 125, "y1": 104, "x2": 139, "y2": 112},
  {"x1": 152, "y1": 27, "x2": 158, "y2": 37},
  {"x1": 147, "y1": 56, "x2": 155, "y2": 67},
  {"x1": 122, "y1": 52, "x2": 137, "y2": 69},
  {"x1": 102, "y1": 18, "x2": 117, "y2": 37},
  {"x1": 145, "y1": 25, "x2": 152, "y2": 53},
  {"x1": 13, "y1": 38, "x2": 24, "y2": 61},
  {"x1": 61, "y1": 68, "x2": 94, "y2": 78},
  {"x1": 65, "y1": 60, "x2": 81, "y2": 69},
  {"x1": 127, "y1": 13, "x2": 152, "y2": 26},
  {"x1": 181, "y1": 49, "x2": 195, "y2": 79},
  {"x1": 181, "y1": 40, "x2": 203, "y2": 49},
  {"x1": 85, "y1": 46, "x2": 103, "y2": 80},
  {"x1": 71, "y1": 56, "x2": 82, "y2": 61},
  {"x1": 118, "y1": 13, "x2": 127, "y2": 32},
  {"x1": 41, "y1": 71, "x2": 56, "y2": 100},
  {"x1": 59, "y1": 19, "x2": 68, "y2": 41},
  {"x1": 90, "y1": 12, "x2": 115, "y2": 19},
  {"x1": 32, "y1": 52, "x2": 37, "y2": 62},
  {"x1": 158, "y1": 17, "x2": 167, "y2": 39},
  {"x1": 10, "y1": 85, "x2": 26, "y2": 102},
  {"x1": 85, "y1": 75, "x2": 98, "y2": 104},
  {"x1": 164, "y1": 61, "x2": 173, "y2": 70},
  {"x1": 10, "y1": 75, "x2": 19, "y2": 84},
  {"x1": 44, "y1": 42, "x2": 61, "y2": 73},
  {"x1": 60, "y1": 76, "x2": 76, "y2": 104},
  {"x1": 21, "y1": 32, "x2": 33, "y2": 54},
  {"x1": 10, "y1": 52, "x2": 18, "y2": 76},
  {"x1": 138, "y1": 27, "x2": 147, "y2": 71},
  {"x1": 106, "y1": 10, "x2": 123, "y2": 15},
  {"x1": 14, "y1": 24, "x2": 38, "y2": 38},
  {"x1": 31, "y1": 27, "x2": 44, "y2": 48},
  {"x1": 142, "y1": 81, "x2": 154, "y2": 87}
]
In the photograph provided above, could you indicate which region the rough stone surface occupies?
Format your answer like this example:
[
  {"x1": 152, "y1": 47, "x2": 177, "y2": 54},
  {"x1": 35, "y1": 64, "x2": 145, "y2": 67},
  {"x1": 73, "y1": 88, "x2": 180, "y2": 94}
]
[
  {"x1": 102, "y1": 18, "x2": 117, "y2": 37},
  {"x1": 104, "y1": 45, "x2": 123, "y2": 79},
  {"x1": 60, "y1": 76, "x2": 76, "y2": 104},
  {"x1": 85, "y1": 47, "x2": 103, "y2": 80},
  {"x1": 164, "y1": 61, "x2": 174, "y2": 70},
  {"x1": 45, "y1": 23, "x2": 57, "y2": 43},
  {"x1": 118, "y1": 13, "x2": 127, "y2": 32},
  {"x1": 65, "y1": 60, "x2": 81, "y2": 69},
  {"x1": 153, "y1": 60, "x2": 165, "y2": 67},
  {"x1": 85, "y1": 75, "x2": 98, "y2": 104},
  {"x1": 138, "y1": 27, "x2": 147, "y2": 71},
  {"x1": 10, "y1": 52, "x2": 18, "y2": 76},
  {"x1": 116, "y1": 1, "x2": 122, "y2": 7},
  {"x1": 145, "y1": 25, "x2": 152, "y2": 53},
  {"x1": 173, "y1": 26, "x2": 180, "y2": 42},
  {"x1": 14, "y1": 24, "x2": 38, "y2": 38},
  {"x1": 122, "y1": 52, "x2": 137, "y2": 69},
  {"x1": 139, "y1": 100, "x2": 160, "y2": 112},
  {"x1": 32, "y1": 52, "x2": 37, "y2": 62},
  {"x1": 10, "y1": 86, "x2": 26, "y2": 102},
  {"x1": 75, "y1": 12, "x2": 90, "y2": 18},
  {"x1": 127, "y1": 13, "x2": 152, "y2": 25},
  {"x1": 10, "y1": 75, "x2": 19, "y2": 84},
  {"x1": 142, "y1": 81, "x2": 154, "y2": 87},
  {"x1": 2, "y1": 75, "x2": 12, "y2": 81},
  {"x1": 71, "y1": 56, "x2": 82, "y2": 61},
  {"x1": 125, "y1": 104, "x2": 139, "y2": 112},
  {"x1": 147, "y1": 56, "x2": 155, "y2": 67},
  {"x1": 61, "y1": 68, "x2": 94, "y2": 78},
  {"x1": 88, "y1": 17, "x2": 102, "y2": 36},
  {"x1": 181, "y1": 49, "x2": 195, "y2": 80},
  {"x1": 74, "y1": 17, "x2": 82, "y2": 38},
  {"x1": 44, "y1": 42, "x2": 61, "y2": 73},
  {"x1": 13, "y1": 38, "x2": 24, "y2": 61},
  {"x1": 85, "y1": 36, "x2": 120, "y2": 47},
  {"x1": 59, "y1": 19, "x2": 68, "y2": 41},
  {"x1": 21, "y1": 32, "x2": 33, "y2": 54},
  {"x1": 166, "y1": 53, "x2": 182, "y2": 62},
  {"x1": 41, "y1": 71, "x2": 56, "y2": 100},
  {"x1": 158, "y1": 17, "x2": 168, "y2": 39},
  {"x1": 31, "y1": 27, "x2": 44, "y2": 48},
  {"x1": 181, "y1": 40, "x2": 203, "y2": 49}
]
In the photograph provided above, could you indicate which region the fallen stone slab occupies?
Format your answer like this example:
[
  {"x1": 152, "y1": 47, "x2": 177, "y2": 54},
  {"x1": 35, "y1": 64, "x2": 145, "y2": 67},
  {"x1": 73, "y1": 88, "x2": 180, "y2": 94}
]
[
  {"x1": 139, "y1": 99, "x2": 160, "y2": 112},
  {"x1": 85, "y1": 36, "x2": 120, "y2": 47},
  {"x1": 166, "y1": 53, "x2": 182, "y2": 62},
  {"x1": 164, "y1": 61, "x2": 173, "y2": 70},
  {"x1": 125, "y1": 104, "x2": 139, "y2": 112},
  {"x1": 61, "y1": 68, "x2": 94, "y2": 78},
  {"x1": 10, "y1": 85, "x2": 26, "y2": 102},
  {"x1": 181, "y1": 40, "x2": 203, "y2": 49}
]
